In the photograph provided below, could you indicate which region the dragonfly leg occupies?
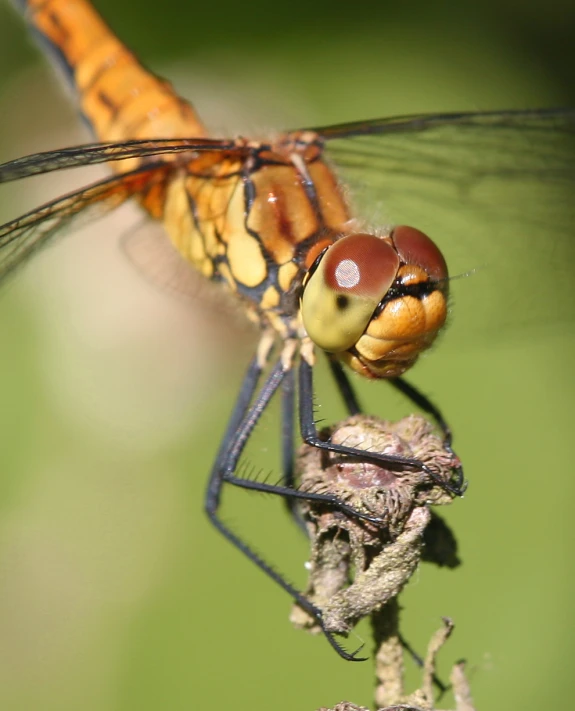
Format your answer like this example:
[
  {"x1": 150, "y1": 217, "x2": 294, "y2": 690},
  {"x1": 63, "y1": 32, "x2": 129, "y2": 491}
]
[
  {"x1": 328, "y1": 357, "x2": 454, "y2": 451},
  {"x1": 301, "y1": 358, "x2": 425, "y2": 471},
  {"x1": 280, "y1": 367, "x2": 296, "y2": 490},
  {"x1": 305, "y1": 358, "x2": 459, "y2": 685},
  {"x1": 211, "y1": 360, "x2": 388, "y2": 520},
  {"x1": 389, "y1": 377, "x2": 465, "y2": 494},
  {"x1": 204, "y1": 355, "x2": 264, "y2": 511},
  {"x1": 204, "y1": 356, "x2": 370, "y2": 659},
  {"x1": 327, "y1": 355, "x2": 362, "y2": 415},
  {"x1": 299, "y1": 358, "x2": 465, "y2": 497},
  {"x1": 389, "y1": 376, "x2": 452, "y2": 444},
  {"x1": 278, "y1": 367, "x2": 354, "y2": 534},
  {"x1": 209, "y1": 507, "x2": 367, "y2": 661},
  {"x1": 280, "y1": 368, "x2": 309, "y2": 532}
]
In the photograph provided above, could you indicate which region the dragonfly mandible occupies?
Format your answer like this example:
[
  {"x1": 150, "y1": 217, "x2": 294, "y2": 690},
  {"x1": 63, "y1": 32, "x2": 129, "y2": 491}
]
[{"x1": 1, "y1": 0, "x2": 575, "y2": 660}]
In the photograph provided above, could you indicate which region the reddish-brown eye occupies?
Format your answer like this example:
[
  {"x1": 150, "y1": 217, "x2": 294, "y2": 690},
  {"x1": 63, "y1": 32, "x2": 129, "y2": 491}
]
[
  {"x1": 301, "y1": 233, "x2": 400, "y2": 353},
  {"x1": 391, "y1": 225, "x2": 448, "y2": 281},
  {"x1": 323, "y1": 233, "x2": 399, "y2": 298}
]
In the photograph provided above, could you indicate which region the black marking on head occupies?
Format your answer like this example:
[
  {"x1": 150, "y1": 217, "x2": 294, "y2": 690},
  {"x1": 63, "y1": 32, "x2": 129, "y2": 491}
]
[{"x1": 374, "y1": 279, "x2": 439, "y2": 317}]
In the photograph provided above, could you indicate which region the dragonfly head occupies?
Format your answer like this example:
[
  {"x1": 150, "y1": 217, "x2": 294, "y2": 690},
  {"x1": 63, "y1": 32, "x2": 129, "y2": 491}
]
[{"x1": 300, "y1": 226, "x2": 448, "y2": 378}]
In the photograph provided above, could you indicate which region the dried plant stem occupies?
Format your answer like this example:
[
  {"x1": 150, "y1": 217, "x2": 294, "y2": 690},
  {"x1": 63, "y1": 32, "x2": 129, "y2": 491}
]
[
  {"x1": 372, "y1": 597, "x2": 404, "y2": 708},
  {"x1": 293, "y1": 414, "x2": 475, "y2": 711},
  {"x1": 449, "y1": 663, "x2": 475, "y2": 711}
]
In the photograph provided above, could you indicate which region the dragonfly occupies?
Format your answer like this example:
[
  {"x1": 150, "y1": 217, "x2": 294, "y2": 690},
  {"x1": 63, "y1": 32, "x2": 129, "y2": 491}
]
[{"x1": 2, "y1": 0, "x2": 575, "y2": 660}]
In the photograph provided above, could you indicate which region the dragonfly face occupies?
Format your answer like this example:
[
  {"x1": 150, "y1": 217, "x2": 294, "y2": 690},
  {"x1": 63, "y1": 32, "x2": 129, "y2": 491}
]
[
  {"x1": 1, "y1": 0, "x2": 574, "y2": 660},
  {"x1": 301, "y1": 226, "x2": 449, "y2": 378}
]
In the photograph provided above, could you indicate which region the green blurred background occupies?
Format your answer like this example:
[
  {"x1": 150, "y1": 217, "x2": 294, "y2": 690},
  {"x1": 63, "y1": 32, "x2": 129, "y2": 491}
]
[{"x1": 0, "y1": 0, "x2": 574, "y2": 709}]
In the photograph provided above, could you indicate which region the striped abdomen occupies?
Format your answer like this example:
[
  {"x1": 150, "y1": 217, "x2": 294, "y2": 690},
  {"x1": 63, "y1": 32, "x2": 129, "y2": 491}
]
[{"x1": 20, "y1": 0, "x2": 206, "y2": 150}]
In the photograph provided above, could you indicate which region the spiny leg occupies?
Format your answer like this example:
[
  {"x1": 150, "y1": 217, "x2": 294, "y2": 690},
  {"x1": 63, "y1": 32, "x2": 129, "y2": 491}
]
[
  {"x1": 389, "y1": 376, "x2": 452, "y2": 443},
  {"x1": 212, "y1": 359, "x2": 390, "y2": 513},
  {"x1": 328, "y1": 357, "x2": 453, "y2": 444},
  {"x1": 280, "y1": 368, "x2": 309, "y2": 532},
  {"x1": 280, "y1": 367, "x2": 296, "y2": 491},
  {"x1": 301, "y1": 357, "x2": 425, "y2": 472},
  {"x1": 389, "y1": 377, "x2": 465, "y2": 493},
  {"x1": 327, "y1": 355, "x2": 362, "y2": 416},
  {"x1": 300, "y1": 357, "x2": 465, "y2": 496},
  {"x1": 205, "y1": 355, "x2": 263, "y2": 508},
  {"x1": 205, "y1": 355, "x2": 372, "y2": 659},
  {"x1": 329, "y1": 360, "x2": 459, "y2": 686}
]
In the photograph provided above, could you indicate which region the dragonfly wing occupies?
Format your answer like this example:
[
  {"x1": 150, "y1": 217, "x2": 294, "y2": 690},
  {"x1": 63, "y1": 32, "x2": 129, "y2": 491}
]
[
  {"x1": 0, "y1": 138, "x2": 244, "y2": 182},
  {"x1": 120, "y1": 219, "x2": 249, "y2": 323},
  {"x1": 316, "y1": 109, "x2": 575, "y2": 347},
  {"x1": 0, "y1": 163, "x2": 173, "y2": 283}
]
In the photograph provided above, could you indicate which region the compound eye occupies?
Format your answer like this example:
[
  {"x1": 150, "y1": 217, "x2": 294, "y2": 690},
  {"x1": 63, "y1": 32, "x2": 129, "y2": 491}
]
[
  {"x1": 392, "y1": 225, "x2": 448, "y2": 281},
  {"x1": 301, "y1": 233, "x2": 399, "y2": 352}
]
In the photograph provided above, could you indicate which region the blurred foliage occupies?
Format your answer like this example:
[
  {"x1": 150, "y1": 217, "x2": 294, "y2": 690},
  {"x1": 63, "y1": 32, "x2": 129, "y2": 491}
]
[{"x1": 0, "y1": 0, "x2": 574, "y2": 710}]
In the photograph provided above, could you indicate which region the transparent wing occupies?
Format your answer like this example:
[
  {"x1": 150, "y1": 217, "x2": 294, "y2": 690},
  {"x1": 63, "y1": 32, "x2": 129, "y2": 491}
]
[
  {"x1": 0, "y1": 138, "x2": 244, "y2": 183},
  {"x1": 0, "y1": 163, "x2": 173, "y2": 282},
  {"x1": 120, "y1": 219, "x2": 253, "y2": 324},
  {"x1": 314, "y1": 108, "x2": 575, "y2": 347}
]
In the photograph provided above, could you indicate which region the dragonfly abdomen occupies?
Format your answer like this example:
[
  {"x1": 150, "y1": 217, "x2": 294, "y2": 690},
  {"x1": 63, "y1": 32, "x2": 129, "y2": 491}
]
[{"x1": 21, "y1": 0, "x2": 206, "y2": 153}]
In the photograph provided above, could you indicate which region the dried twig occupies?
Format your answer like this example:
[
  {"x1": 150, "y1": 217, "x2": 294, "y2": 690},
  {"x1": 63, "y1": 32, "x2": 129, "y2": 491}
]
[{"x1": 290, "y1": 414, "x2": 475, "y2": 711}]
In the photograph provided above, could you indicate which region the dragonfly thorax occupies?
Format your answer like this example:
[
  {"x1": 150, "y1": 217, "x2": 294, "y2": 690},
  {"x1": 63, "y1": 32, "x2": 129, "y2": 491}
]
[
  {"x1": 160, "y1": 132, "x2": 356, "y2": 339},
  {"x1": 300, "y1": 226, "x2": 449, "y2": 379}
]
